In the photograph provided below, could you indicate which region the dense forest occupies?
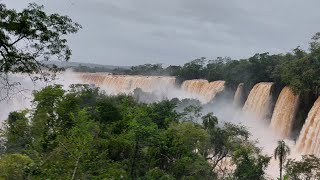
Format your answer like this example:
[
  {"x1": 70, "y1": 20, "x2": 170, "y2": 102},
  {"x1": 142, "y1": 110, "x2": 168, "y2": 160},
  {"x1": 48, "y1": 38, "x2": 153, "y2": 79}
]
[
  {"x1": 1, "y1": 85, "x2": 320, "y2": 179},
  {"x1": 0, "y1": 85, "x2": 311, "y2": 179},
  {"x1": 0, "y1": 85, "x2": 266, "y2": 179}
]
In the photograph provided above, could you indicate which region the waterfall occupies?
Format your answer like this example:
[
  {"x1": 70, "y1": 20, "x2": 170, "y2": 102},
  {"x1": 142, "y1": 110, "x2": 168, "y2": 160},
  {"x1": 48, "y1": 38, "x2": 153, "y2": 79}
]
[
  {"x1": 270, "y1": 87, "x2": 299, "y2": 138},
  {"x1": 79, "y1": 73, "x2": 108, "y2": 85},
  {"x1": 181, "y1": 80, "x2": 225, "y2": 103},
  {"x1": 80, "y1": 74, "x2": 225, "y2": 103},
  {"x1": 296, "y1": 96, "x2": 320, "y2": 156},
  {"x1": 233, "y1": 83, "x2": 244, "y2": 107},
  {"x1": 79, "y1": 73, "x2": 176, "y2": 94},
  {"x1": 243, "y1": 82, "x2": 273, "y2": 120}
]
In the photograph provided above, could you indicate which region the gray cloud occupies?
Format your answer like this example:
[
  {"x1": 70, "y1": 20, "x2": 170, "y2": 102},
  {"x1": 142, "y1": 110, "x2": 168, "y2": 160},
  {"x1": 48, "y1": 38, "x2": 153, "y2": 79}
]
[{"x1": 2, "y1": 0, "x2": 320, "y2": 66}]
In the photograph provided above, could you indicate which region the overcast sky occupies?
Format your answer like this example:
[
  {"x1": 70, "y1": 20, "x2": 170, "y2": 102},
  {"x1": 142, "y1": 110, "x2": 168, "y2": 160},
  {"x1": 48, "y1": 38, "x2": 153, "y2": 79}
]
[{"x1": 2, "y1": 0, "x2": 320, "y2": 66}]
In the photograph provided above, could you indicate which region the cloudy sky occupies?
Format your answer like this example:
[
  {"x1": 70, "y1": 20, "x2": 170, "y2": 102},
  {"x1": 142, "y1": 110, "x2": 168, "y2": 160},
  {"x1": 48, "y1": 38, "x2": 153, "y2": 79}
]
[{"x1": 2, "y1": 0, "x2": 320, "y2": 66}]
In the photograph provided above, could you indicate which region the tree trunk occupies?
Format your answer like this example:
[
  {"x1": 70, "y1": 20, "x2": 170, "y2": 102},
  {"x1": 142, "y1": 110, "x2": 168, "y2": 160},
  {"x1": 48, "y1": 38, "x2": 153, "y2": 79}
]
[
  {"x1": 130, "y1": 141, "x2": 139, "y2": 179},
  {"x1": 279, "y1": 158, "x2": 283, "y2": 180},
  {"x1": 71, "y1": 156, "x2": 80, "y2": 180}
]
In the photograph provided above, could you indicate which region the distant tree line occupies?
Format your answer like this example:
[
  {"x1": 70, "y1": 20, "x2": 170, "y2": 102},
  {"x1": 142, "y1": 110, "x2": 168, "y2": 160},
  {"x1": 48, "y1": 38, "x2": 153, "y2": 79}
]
[
  {"x1": 71, "y1": 65, "x2": 114, "y2": 73},
  {"x1": 73, "y1": 63, "x2": 180, "y2": 76}
]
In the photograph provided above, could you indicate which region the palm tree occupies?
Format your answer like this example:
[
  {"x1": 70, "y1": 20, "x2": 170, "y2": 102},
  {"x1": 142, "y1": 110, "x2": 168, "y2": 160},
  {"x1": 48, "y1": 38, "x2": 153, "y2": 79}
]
[
  {"x1": 202, "y1": 112, "x2": 218, "y2": 131},
  {"x1": 274, "y1": 140, "x2": 290, "y2": 180}
]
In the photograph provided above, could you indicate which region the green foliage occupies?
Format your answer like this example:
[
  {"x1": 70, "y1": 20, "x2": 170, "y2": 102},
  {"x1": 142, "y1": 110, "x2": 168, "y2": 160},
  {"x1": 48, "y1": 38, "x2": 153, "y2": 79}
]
[
  {"x1": 0, "y1": 153, "x2": 33, "y2": 180},
  {"x1": 102, "y1": 64, "x2": 181, "y2": 76},
  {"x1": 232, "y1": 146, "x2": 270, "y2": 180},
  {"x1": 274, "y1": 140, "x2": 291, "y2": 180},
  {"x1": 181, "y1": 105, "x2": 202, "y2": 122},
  {"x1": 0, "y1": 3, "x2": 81, "y2": 76},
  {"x1": 145, "y1": 167, "x2": 175, "y2": 180},
  {"x1": 176, "y1": 57, "x2": 206, "y2": 81},
  {"x1": 205, "y1": 122, "x2": 253, "y2": 178},
  {"x1": 130, "y1": 64, "x2": 164, "y2": 75},
  {"x1": 202, "y1": 112, "x2": 218, "y2": 130},
  {"x1": 0, "y1": 85, "x2": 270, "y2": 179},
  {"x1": 285, "y1": 155, "x2": 320, "y2": 180},
  {"x1": 275, "y1": 52, "x2": 320, "y2": 95},
  {"x1": 147, "y1": 100, "x2": 179, "y2": 129},
  {"x1": 1, "y1": 110, "x2": 30, "y2": 153}
]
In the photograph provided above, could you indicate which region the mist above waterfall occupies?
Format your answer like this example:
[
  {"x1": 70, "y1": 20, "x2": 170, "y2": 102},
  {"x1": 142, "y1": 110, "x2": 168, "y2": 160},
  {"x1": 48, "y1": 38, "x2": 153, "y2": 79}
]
[
  {"x1": 79, "y1": 73, "x2": 224, "y2": 103},
  {"x1": 0, "y1": 71, "x2": 83, "y2": 123}
]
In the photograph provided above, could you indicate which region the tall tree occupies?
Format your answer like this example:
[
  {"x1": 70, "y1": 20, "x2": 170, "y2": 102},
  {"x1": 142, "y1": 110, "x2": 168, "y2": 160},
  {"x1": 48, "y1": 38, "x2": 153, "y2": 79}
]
[
  {"x1": 0, "y1": 3, "x2": 81, "y2": 95},
  {"x1": 232, "y1": 145, "x2": 270, "y2": 180},
  {"x1": 202, "y1": 112, "x2": 218, "y2": 131},
  {"x1": 1, "y1": 110, "x2": 30, "y2": 153},
  {"x1": 274, "y1": 140, "x2": 291, "y2": 180}
]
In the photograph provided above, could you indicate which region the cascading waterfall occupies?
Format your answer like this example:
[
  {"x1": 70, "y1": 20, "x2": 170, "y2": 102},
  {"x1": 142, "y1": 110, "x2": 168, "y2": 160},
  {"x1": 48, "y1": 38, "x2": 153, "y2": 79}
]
[
  {"x1": 181, "y1": 79, "x2": 208, "y2": 94},
  {"x1": 243, "y1": 82, "x2": 273, "y2": 120},
  {"x1": 296, "y1": 96, "x2": 320, "y2": 156},
  {"x1": 181, "y1": 80, "x2": 225, "y2": 103},
  {"x1": 81, "y1": 73, "x2": 109, "y2": 84},
  {"x1": 270, "y1": 87, "x2": 299, "y2": 138},
  {"x1": 233, "y1": 83, "x2": 244, "y2": 107},
  {"x1": 79, "y1": 73, "x2": 176, "y2": 94}
]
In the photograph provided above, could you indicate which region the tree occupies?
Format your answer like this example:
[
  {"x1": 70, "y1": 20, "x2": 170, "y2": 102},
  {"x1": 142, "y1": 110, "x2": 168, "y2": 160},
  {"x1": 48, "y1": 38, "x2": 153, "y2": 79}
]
[
  {"x1": 285, "y1": 155, "x2": 320, "y2": 180},
  {"x1": 165, "y1": 122, "x2": 211, "y2": 179},
  {"x1": 31, "y1": 85, "x2": 65, "y2": 152},
  {"x1": 205, "y1": 122, "x2": 251, "y2": 178},
  {"x1": 144, "y1": 167, "x2": 175, "y2": 180},
  {"x1": 202, "y1": 112, "x2": 218, "y2": 131},
  {"x1": 0, "y1": 3, "x2": 81, "y2": 94},
  {"x1": 0, "y1": 153, "x2": 33, "y2": 180},
  {"x1": 181, "y1": 105, "x2": 202, "y2": 123},
  {"x1": 176, "y1": 57, "x2": 206, "y2": 81},
  {"x1": 274, "y1": 140, "x2": 291, "y2": 180},
  {"x1": 130, "y1": 63, "x2": 164, "y2": 75},
  {"x1": 310, "y1": 32, "x2": 320, "y2": 54},
  {"x1": 148, "y1": 100, "x2": 179, "y2": 129},
  {"x1": 57, "y1": 110, "x2": 98, "y2": 179},
  {"x1": 232, "y1": 145, "x2": 270, "y2": 180},
  {"x1": 0, "y1": 110, "x2": 31, "y2": 153}
]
